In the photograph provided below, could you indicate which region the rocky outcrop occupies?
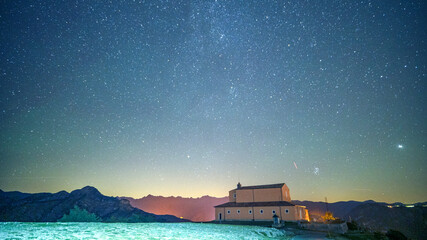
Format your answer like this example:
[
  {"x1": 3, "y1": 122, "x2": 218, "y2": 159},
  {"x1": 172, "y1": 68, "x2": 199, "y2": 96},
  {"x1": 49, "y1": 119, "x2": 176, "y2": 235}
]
[{"x1": 0, "y1": 186, "x2": 187, "y2": 223}]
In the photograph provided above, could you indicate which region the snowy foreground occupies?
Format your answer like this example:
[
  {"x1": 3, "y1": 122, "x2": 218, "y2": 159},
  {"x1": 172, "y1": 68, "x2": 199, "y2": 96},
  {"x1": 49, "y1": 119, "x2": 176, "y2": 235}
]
[{"x1": 0, "y1": 222, "x2": 329, "y2": 239}]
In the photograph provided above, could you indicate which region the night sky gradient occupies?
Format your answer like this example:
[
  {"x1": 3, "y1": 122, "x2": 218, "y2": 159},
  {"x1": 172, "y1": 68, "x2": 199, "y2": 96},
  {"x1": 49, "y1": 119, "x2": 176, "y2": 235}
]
[{"x1": 1, "y1": 0, "x2": 426, "y2": 203}]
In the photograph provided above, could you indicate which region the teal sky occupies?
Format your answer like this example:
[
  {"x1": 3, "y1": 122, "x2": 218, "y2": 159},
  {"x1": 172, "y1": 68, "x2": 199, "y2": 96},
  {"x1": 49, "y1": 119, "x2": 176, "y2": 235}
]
[{"x1": 0, "y1": 0, "x2": 426, "y2": 203}]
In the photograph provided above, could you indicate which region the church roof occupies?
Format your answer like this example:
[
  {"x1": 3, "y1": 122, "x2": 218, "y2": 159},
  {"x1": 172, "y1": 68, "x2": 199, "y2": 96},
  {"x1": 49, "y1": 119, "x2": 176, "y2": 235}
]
[
  {"x1": 215, "y1": 201, "x2": 294, "y2": 208},
  {"x1": 233, "y1": 183, "x2": 285, "y2": 190}
]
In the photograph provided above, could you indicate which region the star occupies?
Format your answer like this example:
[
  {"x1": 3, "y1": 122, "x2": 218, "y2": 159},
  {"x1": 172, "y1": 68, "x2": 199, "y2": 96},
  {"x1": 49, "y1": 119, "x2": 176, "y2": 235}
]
[{"x1": 313, "y1": 167, "x2": 320, "y2": 176}]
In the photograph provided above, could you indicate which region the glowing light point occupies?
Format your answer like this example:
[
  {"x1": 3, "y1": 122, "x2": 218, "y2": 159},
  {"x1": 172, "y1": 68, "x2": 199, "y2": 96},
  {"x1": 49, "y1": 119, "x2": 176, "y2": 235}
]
[
  {"x1": 313, "y1": 167, "x2": 320, "y2": 175},
  {"x1": 397, "y1": 144, "x2": 404, "y2": 149}
]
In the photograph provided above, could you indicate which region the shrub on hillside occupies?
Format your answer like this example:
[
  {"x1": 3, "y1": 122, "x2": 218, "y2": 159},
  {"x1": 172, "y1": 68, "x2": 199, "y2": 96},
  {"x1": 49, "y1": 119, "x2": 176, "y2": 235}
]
[
  {"x1": 385, "y1": 229, "x2": 407, "y2": 240},
  {"x1": 58, "y1": 205, "x2": 101, "y2": 222},
  {"x1": 347, "y1": 220, "x2": 359, "y2": 231}
]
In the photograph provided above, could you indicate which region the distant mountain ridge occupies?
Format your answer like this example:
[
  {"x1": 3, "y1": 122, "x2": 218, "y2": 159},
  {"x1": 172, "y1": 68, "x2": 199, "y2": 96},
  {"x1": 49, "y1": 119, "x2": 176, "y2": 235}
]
[
  {"x1": 346, "y1": 202, "x2": 426, "y2": 239},
  {"x1": 123, "y1": 195, "x2": 228, "y2": 222},
  {"x1": 292, "y1": 200, "x2": 427, "y2": 219},
  {"x1": 0, "y1": 186, "x2": 186, "y2": 223}
]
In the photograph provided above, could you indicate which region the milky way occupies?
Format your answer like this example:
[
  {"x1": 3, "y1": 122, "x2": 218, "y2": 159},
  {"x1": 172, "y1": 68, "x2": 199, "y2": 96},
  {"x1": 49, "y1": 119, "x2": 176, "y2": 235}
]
[{"x1": 0, "y1": 1, "x2": 425, "y2": 202}]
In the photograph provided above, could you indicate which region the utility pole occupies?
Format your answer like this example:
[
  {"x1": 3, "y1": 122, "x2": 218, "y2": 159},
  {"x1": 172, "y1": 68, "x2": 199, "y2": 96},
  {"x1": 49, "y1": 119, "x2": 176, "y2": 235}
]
[{"x1": 325, "y1": 197, "x2": 329, "y2": 212}]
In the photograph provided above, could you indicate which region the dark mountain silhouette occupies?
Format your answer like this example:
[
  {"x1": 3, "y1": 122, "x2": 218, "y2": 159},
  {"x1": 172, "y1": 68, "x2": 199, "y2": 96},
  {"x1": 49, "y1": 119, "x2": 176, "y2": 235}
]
[
  {"x1": 293, "y1": 200, "x2": 426, "y2": 239},
  {"x1": 292, "y1": 200, "x2": 366, "y2": 219},
  {"x1": 0, "y1": 186, "x2": 187, "y2": 222},
  {"x1": 346, "y1": 203, "x2": 426, "y2": 240},
  {"x1": 123, "y1": 195, "x2": 228, "y2": 222}
]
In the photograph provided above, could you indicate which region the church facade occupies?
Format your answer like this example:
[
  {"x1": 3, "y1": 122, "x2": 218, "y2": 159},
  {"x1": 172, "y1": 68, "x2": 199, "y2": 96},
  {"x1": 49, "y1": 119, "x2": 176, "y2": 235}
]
[{"x1": 214, "y1": 183, "x2": 309, "y2": 222}]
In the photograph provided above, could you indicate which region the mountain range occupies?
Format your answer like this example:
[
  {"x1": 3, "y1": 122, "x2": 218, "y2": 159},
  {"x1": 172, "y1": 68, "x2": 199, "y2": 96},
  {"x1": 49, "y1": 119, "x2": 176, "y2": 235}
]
[
  {"x1": 123, "y1": 195, "x2": 228, "y2": 222},
  {"x1": 1, "y1": 187, "x2": 425, "y2": 239},
  {"x1": 0, "y1": 186, "x2": 186, "y2": 223}
]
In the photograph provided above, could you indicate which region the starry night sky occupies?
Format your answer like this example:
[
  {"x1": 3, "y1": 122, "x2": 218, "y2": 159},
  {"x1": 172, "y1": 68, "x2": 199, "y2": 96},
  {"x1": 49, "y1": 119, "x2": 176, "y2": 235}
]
[{"x1": 0, "y1": 0, "x2": 426, "y2": 203}]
